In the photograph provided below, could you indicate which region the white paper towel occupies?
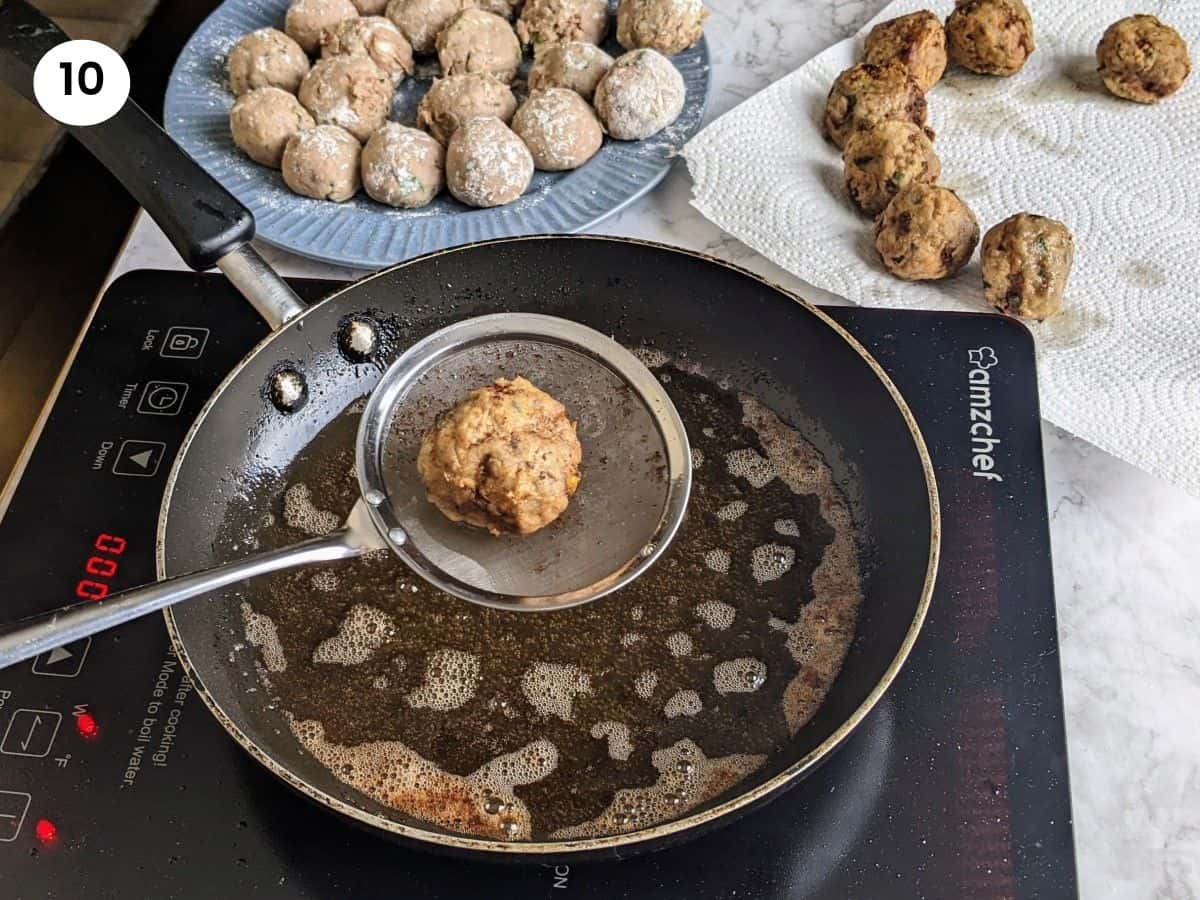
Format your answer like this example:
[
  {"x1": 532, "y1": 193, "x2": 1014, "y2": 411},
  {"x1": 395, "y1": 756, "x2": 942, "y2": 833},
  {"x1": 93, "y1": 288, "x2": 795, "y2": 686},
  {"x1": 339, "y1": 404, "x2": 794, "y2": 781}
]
[{"x1": 682, "y1": 0, "x2": 1200, "y2": 495}]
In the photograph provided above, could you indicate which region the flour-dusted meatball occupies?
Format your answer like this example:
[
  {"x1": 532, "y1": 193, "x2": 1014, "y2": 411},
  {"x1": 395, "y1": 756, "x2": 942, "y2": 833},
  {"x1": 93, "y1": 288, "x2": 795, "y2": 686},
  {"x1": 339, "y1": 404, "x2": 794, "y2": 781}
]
[
  {"x1": 1097, "y1": 15, "x2": 1191, "y2": 104},
  {"x1": 516, "y1": 0, "x2": 608, "y2": 48},
  {"x1": 351, "y1": 0, "x2": 388, "y2": 13},
  {"x1": 299, "y1": 55, "x2": 394, "y2": 143},
  {"x1": 385, "y1": 0, "x2": 471, "y2": 54},
  {"x1": 822, "y1": 63, "x2": 928, "y2": 150},
  {"x1": 362, "y1": 122, "x2": 445, "y2": 207},
  {"x1": 528, "y1": 41, "x2": 613, "y2": 99},
  {"x1": 945, "y1": 0, "x2": 1034, "y2": 77},
  {"x1": 445, "y1": 116, "x2": 533, "y2": 207},
  {"x1": 416, "y1": 73, "x2": 517, "y2": 144},
  {"x1": 418, "y1": 376, "x2": 582, "y2": 535},
  {"x1": 227, "y1": 28, "x2": 310, "y2": 96},
  {"x1": 512, "y1": 88, "x2": 603, "y2": 170},
  {"x1": 842, "y1": 121, "x2": 940, "y2": 217},
  {"x1": 981, "y1": 213, "x2": 1074, "y2": 319},
  {"x1": 616, "y1": 0, "x2": 706, "y2": 56},
  {"x1": 864, "y1": 10, "x2": 947, "y2": 91},
  {"x1": 437, "y1": 9, "x2": 523, "y2": 82},
  {"x1": 284, "y1": 0, "x2": 359, "y2": 54},
  {"x1": 874, "y1": 184, "x2": 979, "y2": 281},
  {"x1": 230, "y1": 86, "x2": 315, "y2": 168},
  {"x1": 593, "y1": 48, "x2": 685, "y2": 140},
  {"x1": 321, "y1": 16, "x2": 415, "y2": 86},
  {"x1": 282, "y1": 124, "x2": 362, "y2": 200}
]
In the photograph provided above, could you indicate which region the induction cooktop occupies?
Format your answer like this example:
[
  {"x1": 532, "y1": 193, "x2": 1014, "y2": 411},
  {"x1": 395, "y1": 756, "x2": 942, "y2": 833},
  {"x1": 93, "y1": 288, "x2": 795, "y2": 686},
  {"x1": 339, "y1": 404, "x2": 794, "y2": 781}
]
[{"x1": 0, "y1": 271, "x2": 1077, "y2": 898}]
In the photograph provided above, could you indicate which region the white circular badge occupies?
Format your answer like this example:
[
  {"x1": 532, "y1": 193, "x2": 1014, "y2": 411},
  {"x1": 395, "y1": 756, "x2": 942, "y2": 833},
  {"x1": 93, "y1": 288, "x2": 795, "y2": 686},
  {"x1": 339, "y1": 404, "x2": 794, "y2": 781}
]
[{"x1": 32, "y1": 40, "x2": 130, "y2": 127}]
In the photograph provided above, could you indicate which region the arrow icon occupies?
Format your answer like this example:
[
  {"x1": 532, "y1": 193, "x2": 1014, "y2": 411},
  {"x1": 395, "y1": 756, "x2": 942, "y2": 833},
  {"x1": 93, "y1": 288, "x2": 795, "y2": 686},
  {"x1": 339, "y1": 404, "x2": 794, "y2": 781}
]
[
  {"x1": 46, "y1": 646, "x2": 73, "y2": 665},
  {"x1": 129, "y1": 449, "x2": 154, "y2": 468},
  {"x1": 19, "y1": 715, "x2": 43, "y2": 752}
]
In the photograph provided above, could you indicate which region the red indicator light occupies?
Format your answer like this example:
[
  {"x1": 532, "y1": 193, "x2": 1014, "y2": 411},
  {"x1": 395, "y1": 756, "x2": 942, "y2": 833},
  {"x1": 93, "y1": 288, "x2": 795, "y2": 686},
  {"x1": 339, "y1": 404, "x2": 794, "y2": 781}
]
[
  {"x1": 76, "y1": 712, "x2": 100, "y2": 740},
  {"x1": 35, "y1": 819, "x2": 58, "y2": 844}
]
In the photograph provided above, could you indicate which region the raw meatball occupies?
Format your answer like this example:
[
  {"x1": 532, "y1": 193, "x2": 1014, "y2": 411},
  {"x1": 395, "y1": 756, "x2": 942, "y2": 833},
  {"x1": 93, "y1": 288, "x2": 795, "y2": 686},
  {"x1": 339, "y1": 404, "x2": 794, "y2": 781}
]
[
  {"x1": 1097, "y1": 15, "x2": 1191, "y2": 104},
  {"x1": 527, "y1": 41, "x2": 613, "y2": 99},
  {"x1": 593, "y1": 48, "x2": 685, "y2": 140},
  {"x1": 615, "y1": 0, "x2": 706, "y2": 56},
  {"x1": 284, "y1": 0, "x2": 359, "y2": 54},
  {"x1": 479, "y1": 0, "x2": 522, "y2": 19},
  {"x1": 282, "y1": 124, "x2": 362, "y2": 201},
  {"x1": 516, "y1": 0, "x2": 609, "y2": 48},
  {"x1": 863, "y1": 10, "x2": 947, "y2": 91},
  {"x1": 230, "y1": 86, "x2": 315, "y2": 168},
  {"x1": 436, "y1": 9, "x2": 523, "y2": 83},
  {"x1": 416, "y1": 73, "x2": 517, "y2": 144},
  {"x1": 418, "y1": 376, "x2": 582, "y2": 536},
  {"x1": 981, "y1": 213, "x2": 1074, "y2": 319},
  {"x1": 321, "y1": 16, "x2": 415, "y2": 86},
  {"x1": 351, "y1": 0, "x2": 388, "y2": 13},
  {"x1": 874, "y1": 184, "x2": 979, "y2": 281},
  {"x1": 842, "y1": 121, "x2": 941, "y2": 217},
  {"x1": 945, "y1": 0, "x2": 1035, "y2": 77},
  {"x1": 445, "y1": 116, "x2": 533, "y2": 207},
  {"x1": 227, "y1": 28, "x2": 310, "y2": 96},
  {"x1": 822, "y1": 63, "x2": 928, "y2": 150},
  {"x1": 512, "y1": 88, "x2": 603, "y2": 170},
  {"x1": 362, "y1": 122, "x2": 445, "y2": 207},
  {"x1": 298, "y1": 55, "x2": 394, "y2": 143},
  {"x1": 385, "y1": 0, "x2": 471, "y2": 54}
]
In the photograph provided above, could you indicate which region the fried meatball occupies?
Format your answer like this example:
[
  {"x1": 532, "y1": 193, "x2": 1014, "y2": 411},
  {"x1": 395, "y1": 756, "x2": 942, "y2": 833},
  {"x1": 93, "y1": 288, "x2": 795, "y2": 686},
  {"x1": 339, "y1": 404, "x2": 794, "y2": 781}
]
[
  {"x1": 1097, "y1": 15, "x2": 1191, "y2": 104},
  {"x1": 593, "y1": 48, "x2": 685, "y2": 140},
  {"x1": 445, "y1": 116, "x2": 533, "y2": 207},
  {"x1": 981, "y1": 213, "x2": 1074, "y2": 319},
  {"x1": 945, "y1": 0, "x2": 1034, "y2": 76},
  {"x1": 528, "y1": 41, "x2": 613, "y2": 99},
  {"x1": 362, "y1": 122, "x2": 445, "y2": 207},
  {"x1": 822, "y1": 63, "x2": 928, "y2": 150},
  {"x1": 516, "y1": 0, "x2": 609, "y2": 48},
  {"x1": 874, "y1": 184, "x2": 979, "y2": 281},
  {"x1": 282, "y1": 124, "x2": 362, "y2": 201},
  {"x1": 321, "y1": 16, "x2": 415, "y2": 86},
  {"x1": 842, "y1": 120, "x2": 941, "y2": 217},
  {"x1": 230, "y1": 86, "x2": 315, "y2": 168},
  {"x1": 385, "y1": 0, "x2": 471, "y2": 54},
  {"x1": 863, "y1": 10, "x2": 947, "y2": 91},
  {"x1": 615, "y1": 0, "x2": 707, "y2": 56},
  {"x1": 284, "y1": 0, "x2": 359, "y2": 54},
  {"x1": 512, "y1": 88, "x2": 604, "y2": 170},
  {"x1": 298, "y1": 55, "x2": 394, "y2": 143},
  {"x1": 416, "y1": 73, "x2": 518, "y2": 144},
  {"x1": 227, "y1": 28, "x2": 310, "y2": 96},
  {"x1": 417, "y1": 376, "x2": 582, "y2": 536},
  {"x1": 437, "y1": 9, "x2": 523, "y2": 83}
]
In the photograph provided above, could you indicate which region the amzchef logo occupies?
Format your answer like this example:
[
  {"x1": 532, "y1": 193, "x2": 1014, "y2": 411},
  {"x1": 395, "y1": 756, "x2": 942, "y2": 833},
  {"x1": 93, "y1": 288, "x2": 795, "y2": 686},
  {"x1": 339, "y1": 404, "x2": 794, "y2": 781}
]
[{"x1": 967, "y1": 347, "x2": 1003, "y2": 483}]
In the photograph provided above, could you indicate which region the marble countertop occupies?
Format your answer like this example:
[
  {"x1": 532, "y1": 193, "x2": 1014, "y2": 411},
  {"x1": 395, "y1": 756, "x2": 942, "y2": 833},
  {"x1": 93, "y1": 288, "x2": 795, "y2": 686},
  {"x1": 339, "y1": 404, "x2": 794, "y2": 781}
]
[{"x1": 108, "y1": 1, "x2": 1200, "y2": 895}]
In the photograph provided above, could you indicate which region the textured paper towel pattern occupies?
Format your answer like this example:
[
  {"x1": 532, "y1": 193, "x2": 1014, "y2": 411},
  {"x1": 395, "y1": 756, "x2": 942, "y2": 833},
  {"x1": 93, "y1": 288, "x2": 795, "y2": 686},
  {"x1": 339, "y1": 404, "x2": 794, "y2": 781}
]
[{"x1": 683, "y1": 0, "x2": 1200, "y2": 495}]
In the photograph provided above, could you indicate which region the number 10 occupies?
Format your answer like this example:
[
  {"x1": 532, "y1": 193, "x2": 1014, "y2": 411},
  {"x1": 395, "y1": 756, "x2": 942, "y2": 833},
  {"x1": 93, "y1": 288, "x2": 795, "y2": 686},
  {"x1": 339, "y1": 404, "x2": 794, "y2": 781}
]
[{"x1": 59, "y1": 60, "x2": 103, "y2": 96}]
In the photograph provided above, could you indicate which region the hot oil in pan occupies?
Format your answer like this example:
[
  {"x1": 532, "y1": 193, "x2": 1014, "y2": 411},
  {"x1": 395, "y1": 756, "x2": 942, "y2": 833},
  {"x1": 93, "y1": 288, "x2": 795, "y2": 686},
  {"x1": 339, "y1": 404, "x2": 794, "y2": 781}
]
[{"x1": 233, "y1": 364, "x2": 863, "y2": 841}]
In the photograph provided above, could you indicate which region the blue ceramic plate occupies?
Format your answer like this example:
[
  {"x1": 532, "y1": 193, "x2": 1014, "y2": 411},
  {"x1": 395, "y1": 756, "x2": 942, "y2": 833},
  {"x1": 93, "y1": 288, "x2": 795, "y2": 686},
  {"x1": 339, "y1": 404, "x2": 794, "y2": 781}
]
[{"x1": 165, "y1": 0, "x2": 710, "y2": 269}]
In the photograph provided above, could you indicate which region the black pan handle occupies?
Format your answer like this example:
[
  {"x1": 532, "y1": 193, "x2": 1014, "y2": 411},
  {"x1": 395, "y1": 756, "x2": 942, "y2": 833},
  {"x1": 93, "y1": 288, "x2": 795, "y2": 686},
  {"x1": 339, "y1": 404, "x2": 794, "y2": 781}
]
[{"x1": 0, "y1": 0, "x2": 253, "y2": 270}]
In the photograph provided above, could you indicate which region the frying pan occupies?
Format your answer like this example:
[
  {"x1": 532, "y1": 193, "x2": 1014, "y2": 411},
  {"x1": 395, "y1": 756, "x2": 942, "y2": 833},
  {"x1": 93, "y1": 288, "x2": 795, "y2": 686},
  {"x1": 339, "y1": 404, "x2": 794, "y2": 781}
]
[{"x1": 0, "y1": 0, "x2": 939, "y2": 859}]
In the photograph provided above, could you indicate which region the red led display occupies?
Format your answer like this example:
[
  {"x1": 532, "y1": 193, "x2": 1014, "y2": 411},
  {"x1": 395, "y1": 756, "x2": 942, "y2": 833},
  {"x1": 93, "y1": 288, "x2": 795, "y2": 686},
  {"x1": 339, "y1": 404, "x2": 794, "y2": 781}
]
[
  {"x1": 74, "y1": 533, "x2": 127, "y2": 602},
  {"x1": 35, "y1": 819, "x2": 58, "y2": 844},
  {"x1": 75, "y1": 712, "x2": 100, "y2": 740}
]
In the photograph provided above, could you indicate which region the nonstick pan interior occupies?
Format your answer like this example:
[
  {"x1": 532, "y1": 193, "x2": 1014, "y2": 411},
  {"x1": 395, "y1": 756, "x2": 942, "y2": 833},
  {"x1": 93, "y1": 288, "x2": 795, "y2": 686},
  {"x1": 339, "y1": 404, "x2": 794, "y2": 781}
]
[{"x1": 162, "y1": 236, "x2": 937, "y2": 857}]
